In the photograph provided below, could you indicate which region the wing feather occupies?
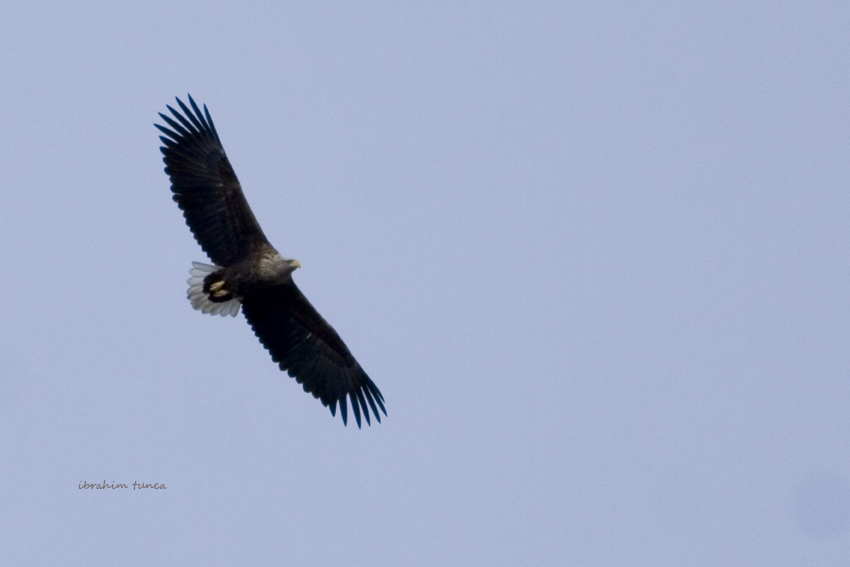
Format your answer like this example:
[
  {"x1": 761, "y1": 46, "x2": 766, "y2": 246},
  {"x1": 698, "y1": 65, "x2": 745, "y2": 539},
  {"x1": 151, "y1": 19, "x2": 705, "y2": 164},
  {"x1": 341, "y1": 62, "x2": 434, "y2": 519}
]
[
  {"x1": 241, "y1": 281, "x2": 386, "y2": 428},
  {"x1": 156, "y1": 95, "x2": 269, "y2": 266}
]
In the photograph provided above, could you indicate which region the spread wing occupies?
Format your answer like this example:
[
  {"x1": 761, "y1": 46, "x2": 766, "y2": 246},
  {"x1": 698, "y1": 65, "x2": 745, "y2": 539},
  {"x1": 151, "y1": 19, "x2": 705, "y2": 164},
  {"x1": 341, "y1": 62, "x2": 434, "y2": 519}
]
[
  {"x1": 156, "y1": 95, "x2": 269, "y2": 266},
  {"x1": 241, "y1": 281, "x2": 386, "y2": 428}
]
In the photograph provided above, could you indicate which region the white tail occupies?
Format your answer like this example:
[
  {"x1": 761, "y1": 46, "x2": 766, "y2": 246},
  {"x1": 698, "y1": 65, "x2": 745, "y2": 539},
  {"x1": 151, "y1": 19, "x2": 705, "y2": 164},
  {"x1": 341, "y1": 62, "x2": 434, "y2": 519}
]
[{"x1": 186, "y1": 262, "x2": 241, "y2": 317}]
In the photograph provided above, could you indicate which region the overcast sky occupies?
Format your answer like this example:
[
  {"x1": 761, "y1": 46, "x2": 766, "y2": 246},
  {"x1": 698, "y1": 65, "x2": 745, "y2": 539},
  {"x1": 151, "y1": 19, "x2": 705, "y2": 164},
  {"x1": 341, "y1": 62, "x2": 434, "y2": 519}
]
[{"x1": 2, "y1": 1, "x2": 849, "y2": 565}]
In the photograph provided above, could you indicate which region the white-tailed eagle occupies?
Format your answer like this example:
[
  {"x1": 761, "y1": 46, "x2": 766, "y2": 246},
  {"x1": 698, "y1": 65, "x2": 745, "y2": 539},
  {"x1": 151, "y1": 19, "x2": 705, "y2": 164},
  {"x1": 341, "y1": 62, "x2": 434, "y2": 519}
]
[{"x1": 156, "y1": 95, "x2": 385, "y2": 428}]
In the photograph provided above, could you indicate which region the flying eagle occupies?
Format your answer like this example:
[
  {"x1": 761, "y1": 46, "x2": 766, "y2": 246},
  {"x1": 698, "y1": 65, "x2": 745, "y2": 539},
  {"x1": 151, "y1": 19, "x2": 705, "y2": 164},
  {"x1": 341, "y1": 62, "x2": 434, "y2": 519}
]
[{"x1": 155, "y1": 95, "x2": 385, "y2": 428}]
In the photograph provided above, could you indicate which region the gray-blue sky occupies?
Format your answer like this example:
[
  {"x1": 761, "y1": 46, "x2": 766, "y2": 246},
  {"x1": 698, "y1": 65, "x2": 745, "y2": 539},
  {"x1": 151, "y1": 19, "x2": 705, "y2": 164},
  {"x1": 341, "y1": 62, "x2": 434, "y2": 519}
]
[{"x1": 1, "y1": 1, "x2": 849, "y2": 565}]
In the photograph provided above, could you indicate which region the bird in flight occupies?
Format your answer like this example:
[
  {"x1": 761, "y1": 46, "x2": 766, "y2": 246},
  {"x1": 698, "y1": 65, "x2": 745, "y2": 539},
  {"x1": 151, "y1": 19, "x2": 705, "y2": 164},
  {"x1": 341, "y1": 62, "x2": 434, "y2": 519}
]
[{"x1": 155, "y1": 95, "x2": 385, "y2": 428}]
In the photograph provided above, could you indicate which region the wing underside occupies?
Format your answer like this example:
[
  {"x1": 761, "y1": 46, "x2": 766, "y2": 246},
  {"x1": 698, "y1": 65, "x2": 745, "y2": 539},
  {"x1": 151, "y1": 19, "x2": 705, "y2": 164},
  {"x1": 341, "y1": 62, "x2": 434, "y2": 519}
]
[
  {"x1": 156, "y1": 96, "x2": 269, "y2": 266},
  {"x1": 241, "y1": 281, "x2": 386, "y2": 428}
]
